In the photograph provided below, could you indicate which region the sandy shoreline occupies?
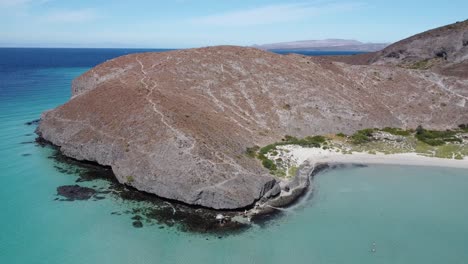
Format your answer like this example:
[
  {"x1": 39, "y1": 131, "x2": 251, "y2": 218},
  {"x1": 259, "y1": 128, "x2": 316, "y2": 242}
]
[
  {"x1": 283, "y1": 146, "x2": 468, "y2": 169},
  {"x1": 248, "y1": 146, "x2": 468, "y2": 215}
]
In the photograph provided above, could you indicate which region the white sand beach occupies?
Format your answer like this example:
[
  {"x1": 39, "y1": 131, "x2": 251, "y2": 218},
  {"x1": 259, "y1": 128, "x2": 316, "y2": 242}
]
[{"x1": 282, "y1": 146, "x2": 468, "y2": 169}]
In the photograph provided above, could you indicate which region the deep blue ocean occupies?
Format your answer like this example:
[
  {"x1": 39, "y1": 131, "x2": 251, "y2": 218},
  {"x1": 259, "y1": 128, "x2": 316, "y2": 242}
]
[{"x1": 1, "y1": 48, "x2": 468, "y2": 264}]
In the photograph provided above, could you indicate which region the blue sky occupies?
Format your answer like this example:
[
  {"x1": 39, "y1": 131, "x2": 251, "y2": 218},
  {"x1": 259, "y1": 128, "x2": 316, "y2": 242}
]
[{"x1": 1, "y1": 0, "x2": 467, "y2": 48}]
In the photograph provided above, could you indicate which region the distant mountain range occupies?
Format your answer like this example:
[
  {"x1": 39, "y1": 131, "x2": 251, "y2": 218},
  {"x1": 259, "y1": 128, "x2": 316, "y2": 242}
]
[{"x1": 253, "y1": 39, "x2": 389, "y2": 52}]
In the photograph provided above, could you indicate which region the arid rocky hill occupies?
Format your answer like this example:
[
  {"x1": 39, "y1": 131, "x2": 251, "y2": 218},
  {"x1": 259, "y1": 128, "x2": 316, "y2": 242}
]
[
  {"x1": 371, "y1": 20, "x2": 468, "y2": 66},
  {"x1": 333, "y1": 20, "x2": 468, "y2": 77},
  {"x1": 37, "y1": 44, "x2": 468, "y2": 209}
]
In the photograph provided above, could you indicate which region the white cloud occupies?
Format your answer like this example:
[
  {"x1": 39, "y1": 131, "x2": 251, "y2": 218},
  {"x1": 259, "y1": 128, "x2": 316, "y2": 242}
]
[
  {"x1": 43, "y1": 8, "x2": 97, "y2": 23},
  {"x1": 189, "y1": 2, "x2": 362, "y2": 27}
]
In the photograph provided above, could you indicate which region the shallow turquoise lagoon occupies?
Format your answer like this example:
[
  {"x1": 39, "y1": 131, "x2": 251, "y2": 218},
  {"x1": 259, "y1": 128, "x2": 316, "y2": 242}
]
[{"x1": 1, "y1": 50, "x2": 468, "y2": 264}]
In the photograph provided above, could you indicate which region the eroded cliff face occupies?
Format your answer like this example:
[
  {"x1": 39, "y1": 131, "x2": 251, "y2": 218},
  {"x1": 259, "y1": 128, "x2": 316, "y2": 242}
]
[{"x1": 37, "y1": 46, "x2": 468, "y2": 209}]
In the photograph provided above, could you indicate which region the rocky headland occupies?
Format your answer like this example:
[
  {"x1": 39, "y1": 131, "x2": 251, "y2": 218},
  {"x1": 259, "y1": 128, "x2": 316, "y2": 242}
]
[{"x1": 37, "y1": 21, "x2": 468, "y2": 212}]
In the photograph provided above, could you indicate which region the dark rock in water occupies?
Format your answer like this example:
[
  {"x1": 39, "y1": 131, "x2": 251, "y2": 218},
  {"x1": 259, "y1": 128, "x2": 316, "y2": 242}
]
[
  {"x1": 93, "y1": 195, "x2": 105, "y2": 200},
  {"x1": 57, "y1": 185, "x2": 96, "y2": 201},
  {"x1": 21, "y1": 153, "x2": 32, "y2": 157},
  {"x1": 132, "y1": 220, "x2": 143, "y2": 228},
  {"x1": 45, "y1": 146, "x2": 251, "y2": 234},
  {"x1": 25, "y1": 119, "x2": 40, "y2": 126},
  {"x1": 132, "y1": 215, "x2": 143, "y2": 221},
  {"x1": 35, "y1": 137, "x2": 50, "y2": 147},
  {"x1": 20, "y1": 141, "x2": 35, "y2": 145}
]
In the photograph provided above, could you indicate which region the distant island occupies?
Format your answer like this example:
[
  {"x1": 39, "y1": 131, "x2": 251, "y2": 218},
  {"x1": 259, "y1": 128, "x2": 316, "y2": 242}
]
[
  {"x1": 252, "y1": 38, "x2": 389, "y2": 51},
  {"x1": 37, "y1": 20, "x2": 468, "y2": 221}
]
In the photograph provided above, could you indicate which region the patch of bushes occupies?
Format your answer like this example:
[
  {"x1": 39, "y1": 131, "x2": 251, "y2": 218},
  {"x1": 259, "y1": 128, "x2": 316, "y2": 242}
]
[
  {"x1": 351, "y1": 128, "x2": 375, "y2": 144},
  {"x1": 255, "y1": 135, "x2": 327, "y2": 172},
  {"x1": 273, "y1": 169, "x2": 286, "y2": 177},
  {"x1": 259, "y1": 143, "x2": 279, "y2": 156},
  {"x1": 261, "y1": 158, "x2": 277, "y2": 171},
  {"x1": 336, "y1": 132, "x2": 347, "y2": 137},
  {"x1": 415, "y1": 125, "x2": 461, "y2": 146},
  {"x1": 408, "y1": 59, "x2": 432, "y2": 70},
  {"x1": 380, "y1": 127, "x2": 411, "y2": 136}
]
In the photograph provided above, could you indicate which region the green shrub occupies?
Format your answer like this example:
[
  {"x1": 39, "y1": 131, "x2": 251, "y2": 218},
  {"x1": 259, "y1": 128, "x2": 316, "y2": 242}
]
[
  {"x1": 416, "y1": 125, "x2": 424, "y2": 135},
  {"x1": 305, "y1": 135, "x2": 326, "y2": 143},
  {"x1": 336, "y1": 133, "x2": 347, "y2": 137},
  {"x1": 126, "y1": 176, "x2": 134, "y2": 183},
  {"x1": 351, "y1": 133, "x2": 370, "y2": 144},
  {"x1": 259, "y1": 144, "x2": 279, "y2": 155},
  {"x1": 408, "y1": 59, "x2": 431, "y2": 69},
  {"x1": 350, "y1": 129, "x2": 375, "y2": 144},
  {"x1": 262, "y1": 159, "x2": 277, "y2": 170},
  {"x1": 415, "y1": 127, "x2": 459, "y2": 146},
  {"x1": 380, "y1": 127, "x2": 411, "y2": 136},
  {"x1": 358, "y1": 128, "x2": 375, "y2": 136}
]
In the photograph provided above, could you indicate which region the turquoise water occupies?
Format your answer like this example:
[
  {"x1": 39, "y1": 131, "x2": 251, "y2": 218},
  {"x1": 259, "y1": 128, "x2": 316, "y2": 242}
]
[{"x1": 1, "y1": 49, "x2": 468, "y2": 264}]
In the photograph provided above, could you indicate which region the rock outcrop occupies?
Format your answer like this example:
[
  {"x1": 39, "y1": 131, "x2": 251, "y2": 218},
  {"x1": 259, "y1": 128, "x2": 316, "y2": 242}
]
[{"x1": 37, "y1": 33, "x2": 468, "y2": 209}]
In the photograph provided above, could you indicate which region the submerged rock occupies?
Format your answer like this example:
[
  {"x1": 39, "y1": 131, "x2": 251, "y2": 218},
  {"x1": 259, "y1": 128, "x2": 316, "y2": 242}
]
[
  {"x1": 37, "y1": 41, "x2": 468, "y2": 209},
  {"x1": 57, "y1": 185, "x2": 96, "y2": 201},
  {"x1": 25, "y1": 119, "x2": 40, "y2": 126},
  {"x1": 132, "y1": 220, "x2": 143, "y2": 228}
]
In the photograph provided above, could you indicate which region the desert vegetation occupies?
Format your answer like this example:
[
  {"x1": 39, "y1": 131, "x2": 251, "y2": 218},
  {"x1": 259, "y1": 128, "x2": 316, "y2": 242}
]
[{"x1": 249, "y1": 126, "x2": 468, "y2": 176}]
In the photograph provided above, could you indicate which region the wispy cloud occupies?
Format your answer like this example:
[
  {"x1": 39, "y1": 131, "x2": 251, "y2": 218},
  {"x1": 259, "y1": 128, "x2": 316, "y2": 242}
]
[
  {"x1": 42, "y1": 8, "x2": 97, "y2": 23},
  {"x1": 189, "y1": 2, "x2": 362, "y2": 27},
  {"x1": 0, "y1": 0, "x2": 49, "y2": 8}
]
